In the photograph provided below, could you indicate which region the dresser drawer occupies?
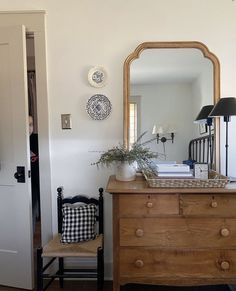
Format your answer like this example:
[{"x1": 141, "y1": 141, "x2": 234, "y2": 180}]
[
  {"x1": 119, "y1": 194, "x2": 179, "y2": 217},
  {"x1": 180, "y1": 194, "x2": 236, "y2": 217},
  {"x1": 120, "y1": 248, "x2": 236, "y2": 279},
  {"x1": 120, "y1": 217, "x2": 236, "y2": 248}
]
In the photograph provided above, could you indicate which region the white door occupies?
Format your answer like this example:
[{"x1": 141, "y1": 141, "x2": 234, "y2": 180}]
[{"x1": 0, "y1": 25, "x2": 33, "y2": 289}]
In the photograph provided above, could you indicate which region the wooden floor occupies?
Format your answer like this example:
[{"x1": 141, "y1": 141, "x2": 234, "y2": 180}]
[{"x1": 0, "y1": 281, "x2": 231, "y2": 291}]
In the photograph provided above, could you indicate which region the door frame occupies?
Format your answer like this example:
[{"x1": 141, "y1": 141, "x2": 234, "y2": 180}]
[{"x1": 0, "y1": 11, "x2": 52, "y2": 246}]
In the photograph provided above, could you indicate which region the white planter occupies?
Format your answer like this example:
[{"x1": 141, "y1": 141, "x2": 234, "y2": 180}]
[{"x1": 115, "y1": 161, "x2": 136, "y2": 182}]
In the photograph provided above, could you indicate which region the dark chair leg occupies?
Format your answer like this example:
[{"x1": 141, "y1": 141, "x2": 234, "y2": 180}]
[
  {"x1": 101, "y1": 248, "x2": 104, "y2": 290},
  {"x1": 37, "y1": 248, "x2": 43, "y2": 291},
  {"x1": 59, "y1": 257, "x2": 64, "y2": 288},
  {"x1": 97, "y1": 247, "x2": 104, "y2": 291}
]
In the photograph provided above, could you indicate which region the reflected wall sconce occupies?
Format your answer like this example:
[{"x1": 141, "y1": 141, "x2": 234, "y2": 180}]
[
  {"x1": 209, "y1": 97, "x2": 236, "y2": 176},
  {"x1": 152, "y1": 125, "x2": 175, "y2": 144},
  {"x1": 194, "y1": 105, "x2": 214, "y2": 169}
]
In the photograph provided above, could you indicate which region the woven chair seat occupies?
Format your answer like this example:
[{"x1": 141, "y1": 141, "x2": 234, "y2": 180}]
[{"x1": 42, "y1": 234, "x2": 103, "y2": 258}]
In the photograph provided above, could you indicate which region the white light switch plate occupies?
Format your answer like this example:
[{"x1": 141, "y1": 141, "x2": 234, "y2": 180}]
[{"x1": 61, "y1": 114, "x2": 72, "y2": 129}]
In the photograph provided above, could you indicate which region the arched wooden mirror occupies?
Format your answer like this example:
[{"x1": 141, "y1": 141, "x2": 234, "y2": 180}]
[{"x1": 124, "y1": 42, "x2": 220, "y2": 171}]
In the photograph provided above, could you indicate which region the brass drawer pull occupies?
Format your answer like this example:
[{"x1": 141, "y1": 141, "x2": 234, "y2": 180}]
[
  {"x1": 211, "y1": 201, "x2": 218, "y2": 208},
  {"x1": 146, "y1": 201, "x2": 153, "y2": 208},
  {"x1": 221, "y1": 261, "x2": 230, "y2": 270},
  {"x1": 135, "y1": 228, "x2": 144, "y2": 237},
  {"x1": 135, "y1": 259, "x2": 144, "y2": 268},
  {"x1": 220, "y1": 228, "x2": 230, "y2": 237}
]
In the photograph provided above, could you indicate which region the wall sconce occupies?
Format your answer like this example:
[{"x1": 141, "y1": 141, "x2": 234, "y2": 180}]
[{"x1": 152, "y1": 125, "x2": 175, "y2": 144}]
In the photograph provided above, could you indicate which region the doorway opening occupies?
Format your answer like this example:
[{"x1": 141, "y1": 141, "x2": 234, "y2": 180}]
[{"x1": 26, "y1": 33, "x2": 42, "y2": 257}]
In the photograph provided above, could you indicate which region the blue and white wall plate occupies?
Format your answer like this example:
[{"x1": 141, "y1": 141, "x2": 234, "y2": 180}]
[
  {"x1": 86, "y1": 94, "x2": 112, "y2": 120},
  {"x1": 88, "y1": 66, "x2": 107, "y2": 88}
]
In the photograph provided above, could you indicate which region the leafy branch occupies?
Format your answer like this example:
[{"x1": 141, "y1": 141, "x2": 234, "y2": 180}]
[{"x1": 91, "y1": 132, "x2": 160, "y2": 169}]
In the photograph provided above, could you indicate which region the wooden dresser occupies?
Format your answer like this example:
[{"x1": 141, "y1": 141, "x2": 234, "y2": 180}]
[{"x1": 106, "y1": 175, "x2": 236, "y2": 291}]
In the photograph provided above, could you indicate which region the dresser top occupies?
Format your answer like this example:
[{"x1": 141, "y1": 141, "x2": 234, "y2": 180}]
[{"x1": 106, "y1": 175, "x2": 236, "y2": 194}]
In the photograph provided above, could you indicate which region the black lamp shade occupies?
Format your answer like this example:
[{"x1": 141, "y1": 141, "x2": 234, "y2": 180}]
[
  {"x1": 195, "y1": 105, "x2": 214, "y2": 123},
  {"x1": 209, "y1": 97, "x2": 236, "y2": 117}
]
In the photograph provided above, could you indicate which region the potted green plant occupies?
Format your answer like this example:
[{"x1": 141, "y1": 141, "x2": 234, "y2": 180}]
[{"x1": 92, "y1": 133, "x2": 158, "y2": 181}]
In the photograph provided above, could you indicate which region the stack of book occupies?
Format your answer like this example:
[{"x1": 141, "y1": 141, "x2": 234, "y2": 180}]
[{"x1": 155, "y1": 163, "x2": 193, "y2": 178}]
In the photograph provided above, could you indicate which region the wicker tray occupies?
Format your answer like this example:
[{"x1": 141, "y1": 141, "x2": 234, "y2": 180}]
[{"x1": 142, "y1": 170, "x2": 230, "y2": 188}]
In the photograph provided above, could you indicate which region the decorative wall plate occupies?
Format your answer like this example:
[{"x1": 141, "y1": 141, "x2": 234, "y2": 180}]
[
  {"x1": 88, "y1": 66, "x2": 107, "y2": 88},
  {"x1": 86, "y1": 94, "x2": 112, "y2": 120}
]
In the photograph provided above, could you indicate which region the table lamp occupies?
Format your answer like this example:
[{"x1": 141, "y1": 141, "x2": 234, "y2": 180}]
[{"x1": 209, "y1": 97, "x2": 236, "y2": 176}]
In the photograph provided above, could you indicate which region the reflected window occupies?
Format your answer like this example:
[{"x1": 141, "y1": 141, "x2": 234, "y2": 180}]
[{"x1": 129, "y1": 102, "x2": 138, "y2": 146}]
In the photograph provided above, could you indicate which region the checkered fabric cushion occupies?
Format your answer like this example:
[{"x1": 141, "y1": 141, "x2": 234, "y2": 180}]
[{"x1": 61, "y1": 204, "x2": 97, "y2": 243}]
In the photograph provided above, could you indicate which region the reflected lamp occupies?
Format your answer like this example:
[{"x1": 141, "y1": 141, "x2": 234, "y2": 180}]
[{"x1": 195, "y1": 105, "x2": 214, "y2": 169}]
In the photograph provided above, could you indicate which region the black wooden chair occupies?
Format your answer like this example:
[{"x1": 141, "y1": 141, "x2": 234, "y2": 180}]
[{"x1": 37, "y1": 187, "x2": 104, "y2": 291}]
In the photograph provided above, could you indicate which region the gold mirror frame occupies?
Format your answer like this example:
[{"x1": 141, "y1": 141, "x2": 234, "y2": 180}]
[{"x1": 124, "y1": 41, "x2": 221, "y2": 171}]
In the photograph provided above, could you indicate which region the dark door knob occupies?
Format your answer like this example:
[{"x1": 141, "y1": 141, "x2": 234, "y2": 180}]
[{"x1": 14, "y1": 172, "x2": 22, "y2": 179}]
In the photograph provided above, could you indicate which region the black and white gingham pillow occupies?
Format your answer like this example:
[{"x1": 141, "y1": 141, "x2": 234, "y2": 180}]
[{"x1": 61, "y1": 204, "x2": 97, "y2": 243}]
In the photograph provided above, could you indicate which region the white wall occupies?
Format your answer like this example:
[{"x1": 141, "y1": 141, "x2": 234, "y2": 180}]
[
  {"x1": 1, "y1": 0, "x2": 236, "y2": 278},
  {"x1": 131, "y1": 83, "x2": 195, "y2": 163}
]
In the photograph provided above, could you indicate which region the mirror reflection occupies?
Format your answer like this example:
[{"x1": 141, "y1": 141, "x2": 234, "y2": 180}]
[{"x1": 129, "y1": 48, "x2": 214, "y2": 164}]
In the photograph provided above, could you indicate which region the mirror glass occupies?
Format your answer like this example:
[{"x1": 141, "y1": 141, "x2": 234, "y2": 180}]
[
  {"x1": 129, "y1": 48, "x2": 214, "y2": 163},
  {"x1": 128, "y1": 47, "x2": 216, "y2": 164}
]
